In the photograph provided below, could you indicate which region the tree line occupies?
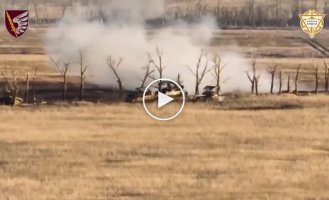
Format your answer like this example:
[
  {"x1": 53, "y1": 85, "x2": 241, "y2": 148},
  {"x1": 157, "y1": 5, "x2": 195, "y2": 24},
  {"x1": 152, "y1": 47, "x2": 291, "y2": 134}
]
[
  {"x1": 1, "y1": 0, "x2": 329, "y2": 28},
  {"x1": 1, "y1": 48, "x2": 328, "y2": 106},
  {"x1": 173, "y1": 0, "x2": 329, "y2": 28}
]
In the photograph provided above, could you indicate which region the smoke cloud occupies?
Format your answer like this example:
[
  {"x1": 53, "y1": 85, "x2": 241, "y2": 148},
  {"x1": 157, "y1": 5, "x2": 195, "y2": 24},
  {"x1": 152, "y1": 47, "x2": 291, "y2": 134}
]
[{"x1": 46, "y1": 0, "x2": 257, "y2": 94}]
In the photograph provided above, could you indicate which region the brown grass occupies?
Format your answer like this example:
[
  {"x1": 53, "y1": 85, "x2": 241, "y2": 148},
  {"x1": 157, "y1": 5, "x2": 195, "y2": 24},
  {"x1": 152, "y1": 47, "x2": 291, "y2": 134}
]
[
  {"x1": 0, "y1": 95, "x2": 329, "y2": 199},
  {"x1": 1, "y1": 11, "x2": 329, "y2": 199}
]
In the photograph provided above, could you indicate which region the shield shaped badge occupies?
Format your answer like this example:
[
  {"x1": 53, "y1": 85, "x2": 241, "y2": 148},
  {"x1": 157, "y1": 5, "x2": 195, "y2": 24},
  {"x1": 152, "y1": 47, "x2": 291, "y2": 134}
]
[
  {"x1": 5, "y1": 10, "x2": 29, "y2": 38},
  {"x1": 299, "y1": 10, "x2": 325, "y2": 39}
]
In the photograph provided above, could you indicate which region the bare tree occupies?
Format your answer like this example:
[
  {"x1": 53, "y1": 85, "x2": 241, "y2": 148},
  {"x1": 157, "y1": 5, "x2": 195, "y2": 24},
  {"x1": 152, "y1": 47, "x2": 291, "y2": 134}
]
[
  {"x1": 212, "y1": 53, "x2": 227, "y2": 95},
  {"x1": 148, "y1": 48, "x2": 165, "y2": 91},
  {"x1": 293, "y1": 0, "x2": 300, "y2": 16},
  {"x1": 247, "y1": 0, "x2": 256, "y2": 27},
  {"x1": 188, "y1": 51, "x2": 210, "y2": 95},
  {"x1": 140, "y1": 62, "x2": 155, "y2": 89},
  {"x1": 325, "y1": 1, "x2": 329, "y2": 17},
  {"x1": 287, "y1": 74, "x2": 291, "y2": 93},
  {"x1": 50, "y1": 57, "x2": 70, "y2": 100},
  {"x1": 278, "y1": 70, "x2": 283, "y2": 94},
  {"x1": 268, "y1": 64, "x2": 278, "y2": 94},
  {"x1": 294, "y1": 65, "x2": 301, "y2": 95},
  {"x1": 195, "y1": 0, "x2": 203, "y2": 18},
  {"x1": 32, "y1": 67, "x2": 38, "y2": 105},
  {"x1": 324, "y1": 61, "x2": 329, "y2": 92},
  {"x1": 314, "y1": 65, "x2": 319, "y2": 94},
  {"x1": 26, "y1": 0, "x2": 30, "y2": 9},
  {"x1": 78, "y1": 48, "x2": 88, "y2": 101},
  {"x1": 177, "y1": 73, "x2": 182, "y2": 86},
  {"x1": 60, "y1": 1, "x2": 69, "y2": 18},
  {"x1": 246, "y1": 54, "x2": 261, "y2": 95},
  {"x1": 107, "y1": 56, "x2": 123, "y2": 98},
  {"x1": 314, "y1": 0, "x2": 318, "y2": 10},
  {"x1": 25, "y1": 73, "x2": 30, "y2": 102},
  {"x1": 246, "y1": 73, "x2": 255, "y2": 93},
  {"x1": 33, "y1": 1, "x2": 40, "y2": 23},
  {"x1": 274, "y1": 0, "x2": 282, "y2": 19},
  {"x1": 254, "y1": 74, "x2": 261, "y2": 95}
]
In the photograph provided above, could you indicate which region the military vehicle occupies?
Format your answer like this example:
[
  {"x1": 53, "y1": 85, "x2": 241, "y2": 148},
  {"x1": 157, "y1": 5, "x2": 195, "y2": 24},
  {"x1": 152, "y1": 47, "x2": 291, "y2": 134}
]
[
  {"x1": 192, "y1": 86, "x2": 225, "y2": 102},
  {"x1": 0, "y1": 94, "x2": 24, "y2": 106},
  {"x1": 126, "y1": 81, "x2": 187, "y2": 103}
]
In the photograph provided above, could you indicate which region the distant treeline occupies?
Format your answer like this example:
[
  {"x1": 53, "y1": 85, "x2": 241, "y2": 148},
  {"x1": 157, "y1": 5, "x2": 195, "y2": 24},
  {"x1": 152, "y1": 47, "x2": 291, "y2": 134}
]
[
  {"x1": 0, "y1": 0, "x2": 328, "y2": 28},
  {"x1": 171, "y1": 0, "x2": 329, "y2": 28}
]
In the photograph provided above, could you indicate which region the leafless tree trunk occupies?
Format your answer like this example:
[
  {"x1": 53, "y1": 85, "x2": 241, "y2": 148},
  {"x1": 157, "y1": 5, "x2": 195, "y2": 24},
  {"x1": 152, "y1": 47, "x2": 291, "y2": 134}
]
[
  {"x1": 247, "y1": 0, "x2": 255, "y2": 27},
  {"x1": 140, "y1": 63, "x2": 155, "y2": 89},
  {"x1": 188, "y1": 51, "x2": 210, "y2": 95},
  {"x1": 293, "y1": 0, "x2": 300, "y2": 15},
  {"x1": 269, "y1": 64, "x2": 277, "y2": 94},
  {"x1": 294, "y1": 65, "x2": 301, "y2": 95},
  {"x1": 278, "y1": 70, "x2": 283, "y2": 94},
  {"x1": 274, "y1": 0, "x2": 281, "y2": 19},
  {"x1": 25, "y1": 73, "x2": 30, "y2": 103},
  {"x1": 32, "y1": 67, "x2": 38, "y2": 105},
  {"x1": 215, "y1": 0, "x2": 221, "y2": 17},
  {"x1": 33, "y1": 2, "x2": 40, "y2": 23},
  {"x1": 177, "y1": 73, "x2": 182, "y2": 86},
  {"x1": 107, "y1": 56, "x2": 123, "y2": 98},
  {"x1": 212, "y1": 53, "x2": 227, "y2": 95},
  {"x1": 195, "y1": 0, "x2": 203, "y2": 18},
  {"x1": 287, "y1": 75, "x2": 291, "y2": 93},
  {"x1": 255, "y1": 75, "x2": 260, "y2": 95},
  {"x1": 62, "y1": 63, "x2": 69, "y2": 100},
  {"x1": 324, "y1": 61, "x2": 329, "y2": 92},
  {"x1": 314, "y1": 66, "x2": 319, "y2": 94},
  {"x1": 50, "y1": 57, "x2": 70, "y2": 100},
  {"x1": 78, "y1": 49, "x2": 88, "y2": 101},
  {"x1": 246, "y1": 54, "x2": 260, "y2": 95},
  {"x1": 149, "y1": 48, "x2": 165, "y2": 91},
  {"x1": 26, "y1": 0, "x2": 30, "y2": 9},
  {"x1": 246, "y1": 73, "x2": 255, "y2": 93},
  {"x1": 60, "y1": 2, "x2": 68, "y2": 18},
  {"x1": 325, "y1": 1, "x2": 329, "y2": 16}
]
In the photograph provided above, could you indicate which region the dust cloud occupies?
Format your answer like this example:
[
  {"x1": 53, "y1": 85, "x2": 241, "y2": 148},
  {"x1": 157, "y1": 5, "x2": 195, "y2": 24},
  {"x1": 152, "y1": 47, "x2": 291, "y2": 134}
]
[{"x1": 46, "y1": 0, "x2": 258, "y2": 94}]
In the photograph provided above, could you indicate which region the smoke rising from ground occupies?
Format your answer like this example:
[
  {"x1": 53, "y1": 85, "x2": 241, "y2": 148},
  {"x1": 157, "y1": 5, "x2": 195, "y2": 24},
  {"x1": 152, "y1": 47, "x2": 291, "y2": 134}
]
[{"x1": 46, "y1": 0, "x2": 258, "y2": 94}]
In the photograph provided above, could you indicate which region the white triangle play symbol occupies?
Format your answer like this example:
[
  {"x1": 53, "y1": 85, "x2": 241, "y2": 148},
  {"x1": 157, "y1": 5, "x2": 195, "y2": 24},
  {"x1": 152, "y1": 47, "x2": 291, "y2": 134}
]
[{"x1": 158, "y1": 92, "x2": 174, "y2": 109}]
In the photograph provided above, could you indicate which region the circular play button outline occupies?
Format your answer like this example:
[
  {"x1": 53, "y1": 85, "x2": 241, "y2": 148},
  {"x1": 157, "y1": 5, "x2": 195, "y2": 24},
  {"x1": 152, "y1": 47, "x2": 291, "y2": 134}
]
[{"x1": 143, "y1": 78, "x2": 185, "y2": 121}]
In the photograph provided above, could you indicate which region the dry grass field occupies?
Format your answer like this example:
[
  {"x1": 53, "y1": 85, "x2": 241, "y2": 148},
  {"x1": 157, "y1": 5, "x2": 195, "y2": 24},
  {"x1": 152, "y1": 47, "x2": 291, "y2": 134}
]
[
  {"x1": 0, "y1": 95, "x2": 329, "y2": 200},
  {"x1": 1, "y1": 1, "x2": 329, "y2": 199}
]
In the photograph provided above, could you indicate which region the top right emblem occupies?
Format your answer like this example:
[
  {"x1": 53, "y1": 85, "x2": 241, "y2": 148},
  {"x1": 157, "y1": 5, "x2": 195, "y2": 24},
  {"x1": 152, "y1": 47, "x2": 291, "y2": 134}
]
[{"x1": 299, "y1": 10, "x2": 325, "y2": 39}]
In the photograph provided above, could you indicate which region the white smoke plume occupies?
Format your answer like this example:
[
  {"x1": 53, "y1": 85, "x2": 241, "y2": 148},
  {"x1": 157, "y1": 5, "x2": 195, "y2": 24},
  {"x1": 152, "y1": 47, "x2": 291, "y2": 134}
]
[{"x1": 46, "y1": 0, "x2": 256, "y2": 94}]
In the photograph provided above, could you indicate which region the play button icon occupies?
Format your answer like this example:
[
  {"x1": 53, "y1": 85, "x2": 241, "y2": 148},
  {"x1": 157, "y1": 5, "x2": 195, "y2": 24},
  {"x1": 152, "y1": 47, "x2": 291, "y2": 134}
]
[
  {"x1": 143, "y1": 78, "x2": 185, "y2": 121},
  {"x1": 158, "y1": 92, "x2": 174, "y2": 109}
]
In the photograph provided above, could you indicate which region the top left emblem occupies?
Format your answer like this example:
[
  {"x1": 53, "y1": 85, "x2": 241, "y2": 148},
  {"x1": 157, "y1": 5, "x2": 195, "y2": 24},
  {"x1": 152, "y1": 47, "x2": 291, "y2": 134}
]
[{"x1": 5, "y1": 10, "x2": 29, "y2": 38}]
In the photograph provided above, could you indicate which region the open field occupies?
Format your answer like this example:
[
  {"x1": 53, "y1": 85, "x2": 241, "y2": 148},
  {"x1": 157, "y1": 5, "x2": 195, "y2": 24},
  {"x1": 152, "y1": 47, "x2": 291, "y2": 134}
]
[
  {"x1": 0, "y1": 1, "x2": 329, "y2": 199},
  {"x1": 0, "y1": 96, "x2": 329, "y2": 200}
]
